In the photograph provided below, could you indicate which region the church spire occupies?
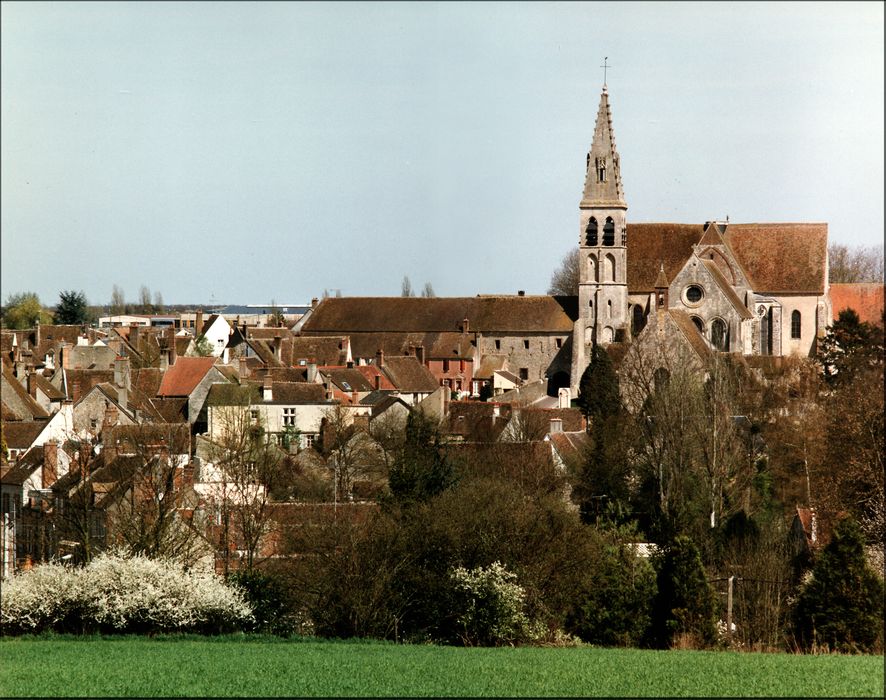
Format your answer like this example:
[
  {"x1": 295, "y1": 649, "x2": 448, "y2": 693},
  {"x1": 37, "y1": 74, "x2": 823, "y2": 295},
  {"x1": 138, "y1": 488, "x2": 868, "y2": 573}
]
[{"x1": 581, "y1": 87, "x2": 626, "y2": 209}]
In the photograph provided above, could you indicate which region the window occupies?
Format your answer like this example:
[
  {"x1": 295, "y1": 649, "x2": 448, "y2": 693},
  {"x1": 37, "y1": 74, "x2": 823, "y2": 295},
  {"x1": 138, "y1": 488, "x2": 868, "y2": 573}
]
[
  {"x1": 519, "y1": 368, "x2": 529, "y2": 381},
  {"x1": 90, "y1": 419, "x2": 98, "y2": 430},
  {"x1": 523, "y1": 340, "x2": 530, "y2": 350},
  {"x1": 283, "y1": 407, "x2": 296, "y2": 426},
  {"x1": 250, "y1": 409, "x2": 259, "y2": 422},
  {"x1": 495, "y1": 340, "x2": 501, "y2": 350},
  {"x1": 711, "y1": 318, "x2": 729, "y2": 351},
  {"x1": 791, "y1": 310, "x2": 801, "y2": 339},
  {"x1": 556, "y1": 338, "x2": 563, "y2": 349},
  {"x1": 585, "y1": 217, "x2": 598, "y2": 246},
  {"x1": 691, "y1": 316, "x2": 704, "y2": 333},
  {"x1": 685, "y1": 285, "x2": 704, "y2": 304},
  {"x1": 443, "y1": 359, "x2": 450, "y2": 372},
  {"x1": 460, "y1": 359, "x2": 465, "y2": 372},
  {"x1": 603, "y1": 217, "x2": 615, "y2": 246},
  {"x1": 304, "y1": 434, "x2": 315, "y2": 448}
]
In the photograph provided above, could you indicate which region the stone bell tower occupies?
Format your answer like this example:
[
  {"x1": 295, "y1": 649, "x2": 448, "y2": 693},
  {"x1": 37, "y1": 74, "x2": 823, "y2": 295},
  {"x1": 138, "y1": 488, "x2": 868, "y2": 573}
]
[{"x1": 571, "y1": 84, "x2": 629, "y2": 391}]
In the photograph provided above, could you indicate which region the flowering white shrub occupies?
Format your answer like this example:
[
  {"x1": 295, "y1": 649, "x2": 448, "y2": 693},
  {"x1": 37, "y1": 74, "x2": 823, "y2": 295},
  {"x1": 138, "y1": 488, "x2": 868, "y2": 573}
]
[
  {"x1": 1, "y1": 553, "x2": 253, "y2": 635},
  {"x1": 451, "y1": 561, "x2": 542, "y2": 646}
]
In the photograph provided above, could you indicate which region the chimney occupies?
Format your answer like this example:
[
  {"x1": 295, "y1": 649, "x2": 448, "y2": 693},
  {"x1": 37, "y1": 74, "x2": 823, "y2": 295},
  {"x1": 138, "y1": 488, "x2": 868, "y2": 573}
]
[
  {"x1": 375, "y1": 373, "x2": 382, "y2": 391},
  {"x1": 78, "y1": 441, "x2": 91, "y2": 479},
  {"x1": 376, "y1": 349, "x2": 384, "y2": 368},
  {"x1": 26, "y1": 371, "x2": 37, "y2": 397},
  {"x1": 307, "y1": 362, "x2": 318, "y2": 383},
  {"x1": 103, "y1": 403, "x2": 118, "y2": 433},
  {"x1": 160, "y1": 345, "x2": 169, "y2": 372},
  {"x1": 461, "y1": 318, "x2": 469, "y2": 334},
  {"x1": 42, "y1": 441, "x2": 58, "y2": 487},
  {"x1": 167, "y1": 327, "x2": 177, "y2": 366},
  {"x1": 129, "y1": 324, "x2": 140, "y2": 349},
  {"x1": 517, "y1": 290, "x2": 525, "y2": 297},
  {"x1": 195, "y1": 309, "x2": 204, "y2": 336},
  {"x1": 59, "y1": 341, "x2": 70, "y2": 370},
  {"x1": 311, "y1": 297, "x2": 319, "y2": 309},
  {"x1": 72, "y1": 379, "x2": 82, "y2": 402},
  {"x1": 239, "y1": 356, "x2": 250, "y2": 380},
  {"x1": 346, "y1": 360, "x2": 354, "y2": 369},
  {"x1": 273, "y1": 334, "x2": 282, "y2": 361},
  {"x1": 550, "y1": 417, "x2": 563, "y2": 434},
  {"x1": 415, "y1": 345, "x2": 425, "y2": 366},
  {"x1": 325, "y1": 384, "x2": 334, "y2": 401},
  {"x1": 262, "y1": 377, "x2": 273, "y2": 402}
]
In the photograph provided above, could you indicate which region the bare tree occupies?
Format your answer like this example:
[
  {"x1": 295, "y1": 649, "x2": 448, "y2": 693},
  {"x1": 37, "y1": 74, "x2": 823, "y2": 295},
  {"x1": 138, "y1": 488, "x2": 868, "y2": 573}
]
[
  {"x1": 829, "y1": 243, "x2": 885, "y2": 283},
  {"x1": 320, "y1": 404, "x2": 384, "y2": 502},
  {"x1": 138, "y1": 285, "x2": 153, "y2": 314},
  {"x1": 421, "y1": 282, "x2": 436, "y2": 298},
  {"x1": 110, "y1": 285, "x2": 125, "y2": 315},
  {"x1": 153, "y1": 291, "x2": 164, "y2": 313},
  {"x1": 206, "y1": 393, "x2": 286, "y2": 572},
  {"x1": 548, "y1": 250, "x2": 580, "y2": 296},
  {"x1": 401, "y1": 276, "x2": 414, "y2": 298}
]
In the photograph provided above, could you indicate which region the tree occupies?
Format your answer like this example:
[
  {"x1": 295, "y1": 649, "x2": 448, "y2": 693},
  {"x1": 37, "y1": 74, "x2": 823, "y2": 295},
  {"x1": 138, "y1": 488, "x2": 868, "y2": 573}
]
[
  {"x1": 3, "y1": 292, "x2": 51, "y2": 329},
  {"x1": 388, "y1": 412, "x2": 455, "y2": 504},
  {"x1": 194, "y1": 334, "x2": 214, "y2": 357},
  {"x1": 401, "y1": 276, "x2": 414, "y2": 297},
  {"x1": 577, "y1": 345, "x2": 620, "y2": 421},
  {"x1": 55, "y1": 290, "x2": 89, "y2": 325},
  {"x1": 818, "y1": 308, "x2": 882, "y2": 386},
  {"x1": 547, "y1": 250, "x2": 580, "y2": 296},
  {"x1": 153, "y1": 291, "x2": 164, "y2": 313},
  {"x1": 269, "y1": 300, "x2": 284, "y2": 328},
  {"x1": 649, "y1": 535, "x2": 717, "y2": 648},
  {"x1": 421, "y1": 282, "x2": 436, "y2": 298},
  {"x1": 207, "y1": 394, "x2": 287, "y2": 572},
  {"x1": 110, "y1": 285, "x2": 125, "y2": 315},
  {"x1": 138, "y1": 285, "x2": 153, "y2": 314},
  {"x1": 320, "y1": 404, "x2": 384, "y2": 503},
  {"x1": 793, "y1": 516, "x2": 884, "y2": 653},
  {"x1": 828, "y1": 243, "x2": 885, "y2": 283}
]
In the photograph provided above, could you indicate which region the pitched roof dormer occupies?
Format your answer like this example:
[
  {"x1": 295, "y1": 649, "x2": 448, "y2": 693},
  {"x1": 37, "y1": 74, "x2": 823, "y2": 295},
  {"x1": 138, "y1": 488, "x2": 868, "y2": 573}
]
[{"x1": 581, "y1": 87, "x2": 626, "y2": 209}]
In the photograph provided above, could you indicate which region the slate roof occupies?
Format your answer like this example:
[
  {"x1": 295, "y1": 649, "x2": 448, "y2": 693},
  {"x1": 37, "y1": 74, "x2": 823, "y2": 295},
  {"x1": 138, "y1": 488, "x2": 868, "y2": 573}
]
[
  {"x1": 157, "y1": 357, "x2": 218, "y2": 397},
  {"x1": 302, "y1": 296, "x2": 577, "y2": 334},
  {"x1": 829, "y1": 283, "x2": 885, "y2": 325}
]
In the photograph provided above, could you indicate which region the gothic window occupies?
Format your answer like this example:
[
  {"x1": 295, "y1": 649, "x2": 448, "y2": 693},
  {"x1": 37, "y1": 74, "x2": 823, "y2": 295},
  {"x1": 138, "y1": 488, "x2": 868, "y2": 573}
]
[
  {"x1": 711, "y1": 318, "x2": 729, "y2": 351},
  {"x1": 585, "y1": 217, "x2": 598, "y2": 246},
  {"x1": 691, "y1": 316, "x2": 704, "y2": 333},
  {"x1": 588, "y1": 254, "x2": 597, "y2": 281},
  {"x1": 603, "y1": 217, "x2": 615, "y2": 246},
  {"x1": 606, "y1": 253, "x2": 617, "y2": 282},
  {"x1": 607, "y1": 299, "x2": 612, "y2": 318},
  {"x1": 791, "y1": 310, "x2": 801, "y2": 339},
  {"x1": 602, "y1": 326, "x2": 614, "y2": 343}
]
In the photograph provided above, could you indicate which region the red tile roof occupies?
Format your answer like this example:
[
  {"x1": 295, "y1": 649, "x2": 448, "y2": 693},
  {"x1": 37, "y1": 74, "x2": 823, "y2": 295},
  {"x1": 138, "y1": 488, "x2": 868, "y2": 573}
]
[
  {"x1": 157, "y1": 357, "x2": 218, "y2": 397},
  {"x1": 829, "y1": 283, "x2": 884, "y2": 325}
]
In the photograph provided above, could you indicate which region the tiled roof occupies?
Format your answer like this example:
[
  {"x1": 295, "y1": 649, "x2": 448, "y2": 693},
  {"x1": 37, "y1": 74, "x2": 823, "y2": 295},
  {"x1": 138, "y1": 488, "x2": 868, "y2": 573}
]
[
  {"x1": 448, "y1": 401, "x2": 512, "y2": 442},
  {"x1": 65, "y1": 369, "x2": 115, "y2": 401},
  {"x1": 549, "y1": 430, "x2": 591, "y2": 461},
  {"x1": 355, "y1": 365, "x2": 397, "y2": 391},
  {"x1": 669, "y1": 309, "x2": 713, "y2": 360},
  {"x1": 1, "y1": 420, "x2": 47, "y2": 451},
  {"x1": 521, "y1": 407, "x2": 585, "y2": 433},
  {"x1": 302, "y1": 296, "x2": 577, "y2": 334},
  {"x1": 207, "y1": 381, "x2": 328, "y2": 406},
  {"x1": 829, "y1": 283, "x2": 885, "y2": 325},
  {"x1": 247, "y1": 327, "x2": 294, "y2": 340},
  {"x1": 626, "y1": 222, "x2": 828, "y2": 294},
  {"x1": 381, "y1": 356, "x2": 439, "y2": 393},
  {"x1": 33, "y1": 373, "x2": 66, "y2": 400},
  {"x1": 157, "y1": 357, "x2": 218, "y2": 397},
  {"x1": 287, "y1": 336, "x2": 349, "y2": 366},
  {"x1": 0, "y1": 445, "x2": 43, "y2": 484},
  {"x1": 724, "y1": 223, "x2": 827, "y2": 293},
  {"x1": 149, "y1": 397, "x2": 189, "y2": 423},
  {"x1": 271, "y1": 382, "x2": 327, "y2": 404},
  {"x1": 2, "y1": 368, "x2": 50, "y2": 419},
  {"x1": 321, "y1": 368, "x2": 375, "y2": 393}
]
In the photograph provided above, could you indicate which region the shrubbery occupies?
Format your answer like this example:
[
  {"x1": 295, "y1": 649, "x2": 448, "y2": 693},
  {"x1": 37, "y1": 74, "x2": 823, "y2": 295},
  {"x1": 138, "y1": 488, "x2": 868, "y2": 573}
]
[{"x1": 1, "y1": 553, "x2": 254, "y2": 635}]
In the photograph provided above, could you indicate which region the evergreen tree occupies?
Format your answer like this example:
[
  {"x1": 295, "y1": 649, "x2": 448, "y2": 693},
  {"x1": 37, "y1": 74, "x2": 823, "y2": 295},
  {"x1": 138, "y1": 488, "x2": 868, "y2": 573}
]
[
  {"x1": 577, "y1": 345, "x2": 620, "y2": 421},
  {"x1": 648, "y1": 535, "x2": 717, "y2": 648},
  {"x1": 793, "y1": 516, "x2": 884, "y2": 653},
  {"x1": 388, "y1": 412, "x2": 455, "y2": 504},
  {"x1": 55, "y1": 290, "x2": 89, "y2": 325},
  {"x1": 818, "y1": 308, "x2": 882, "y2": 385}
]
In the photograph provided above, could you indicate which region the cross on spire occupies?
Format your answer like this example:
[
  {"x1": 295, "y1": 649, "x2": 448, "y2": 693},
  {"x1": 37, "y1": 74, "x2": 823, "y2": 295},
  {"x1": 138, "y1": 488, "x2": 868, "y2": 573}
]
[{"x1": 600, "y1": 57, "x2": 610, "y2": 88}]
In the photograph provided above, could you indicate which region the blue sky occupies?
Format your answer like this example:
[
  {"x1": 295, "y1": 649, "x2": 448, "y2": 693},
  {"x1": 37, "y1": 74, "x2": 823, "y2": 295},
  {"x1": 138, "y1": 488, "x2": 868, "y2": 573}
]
[{"x1": 2, "y1": 1, "x2": 883, "y2": 306}]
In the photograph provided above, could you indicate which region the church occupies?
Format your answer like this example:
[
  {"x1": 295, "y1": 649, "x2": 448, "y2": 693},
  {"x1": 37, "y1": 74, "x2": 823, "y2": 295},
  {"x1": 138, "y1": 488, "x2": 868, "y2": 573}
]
[{"x1": 299, "y1": 84, "x2": 831, "y2": 399}]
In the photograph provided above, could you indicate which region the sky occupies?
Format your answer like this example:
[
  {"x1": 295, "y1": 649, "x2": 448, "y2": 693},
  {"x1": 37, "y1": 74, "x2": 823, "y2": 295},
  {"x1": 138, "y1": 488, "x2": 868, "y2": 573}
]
[{"x1": 2, "y1": 1, "x2": 883, "y2": 307}]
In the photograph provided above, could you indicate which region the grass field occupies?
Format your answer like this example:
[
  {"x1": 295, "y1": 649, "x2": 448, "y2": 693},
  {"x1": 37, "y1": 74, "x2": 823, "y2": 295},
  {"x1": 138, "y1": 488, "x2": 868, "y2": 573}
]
[{"x1": 0, "y1": 635, "x2": 883, "y2": 697}]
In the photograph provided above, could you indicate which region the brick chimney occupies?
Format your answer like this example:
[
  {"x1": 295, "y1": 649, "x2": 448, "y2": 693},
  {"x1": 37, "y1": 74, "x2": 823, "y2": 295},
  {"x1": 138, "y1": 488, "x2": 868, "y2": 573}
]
[
  {"x1": 375, "y1": 374, "x2": 382, "y2": 391},
  {"x1": 59, "y1": 341, "x2": 71, "y2": 370},
  {"x1": 72, "y1": 379, "x2": 82, "y2": 402},
  {"x1": 195, "y1": 309, "x2": 204, "y2": 336},
  {"x1": 42, "y1": 441, "x2": 58, "y2": 487},
  {"x1": 239, "y1": 356, "x2": 250, "y2": 380},
  {"x1": 376, "y1": 349, "x2": 384, "y2": 368},
  {"x1": 103, "y1": 403, "x2": 118, "y2": 434},
  {"x1": 461, "y1": 318, "x2": 469, "y2": 334},
  {"x1": 273, "y1": 335, "x2": 282, "y2": 362},
  {"x1": 78, "y1": 441, "x2": 91, "y2": 479},
  {"x1": 415, "y1": 345, "x2": 425, "y2": 366},
  {"x1": 26, "y1": 371, "x2": 37, "y2": 397},
  {"x1": 129, "y1": 324, "x2": 140, "y2": 349}
]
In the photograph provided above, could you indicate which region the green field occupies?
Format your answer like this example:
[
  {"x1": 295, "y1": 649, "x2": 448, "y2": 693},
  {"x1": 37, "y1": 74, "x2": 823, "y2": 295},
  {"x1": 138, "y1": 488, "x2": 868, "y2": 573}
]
[{"x1": 0, "y1": 636, "x2": 882, "y2": 697}]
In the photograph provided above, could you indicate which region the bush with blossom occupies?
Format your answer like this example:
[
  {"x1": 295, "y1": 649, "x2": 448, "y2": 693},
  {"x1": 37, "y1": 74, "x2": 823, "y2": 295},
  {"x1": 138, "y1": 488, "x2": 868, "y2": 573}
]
[
  {"x1": 0, "y1": 553, "x2": 254, "y2": 635},
  {"x1": 450, "y1": 561, "x2": 543, "y2": 646}
]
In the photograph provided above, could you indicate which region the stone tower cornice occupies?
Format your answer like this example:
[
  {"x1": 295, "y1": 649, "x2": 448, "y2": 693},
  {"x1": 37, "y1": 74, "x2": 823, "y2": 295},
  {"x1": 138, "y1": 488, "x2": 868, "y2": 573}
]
[{"x1": 580, "y1": 89, "x2": 626, "y2": 209}]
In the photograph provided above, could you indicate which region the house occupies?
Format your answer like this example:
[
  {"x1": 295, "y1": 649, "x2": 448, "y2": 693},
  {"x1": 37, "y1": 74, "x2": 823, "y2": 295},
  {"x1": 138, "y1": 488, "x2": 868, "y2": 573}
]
[
  {"x1": 156, "y1": 356, "x2": 230, "y2": 430},
  {"x1": 196, "y1": 313, "x2": 233, "y2": 359}
]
